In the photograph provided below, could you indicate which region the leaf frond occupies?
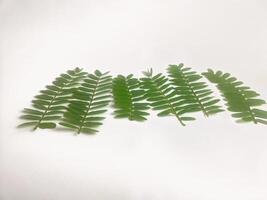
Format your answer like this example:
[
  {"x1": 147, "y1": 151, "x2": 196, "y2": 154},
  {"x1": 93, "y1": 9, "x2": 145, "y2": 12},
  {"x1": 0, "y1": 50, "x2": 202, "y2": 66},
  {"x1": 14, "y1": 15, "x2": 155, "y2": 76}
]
[
  {"x1": 112, "y1": 74, "x2": 150, "y2": 121},
  {"x1": 59, "y1": 70, "x2": 112, "y2": 134},
  {"x1": 141, "y1": 72, "x2": 189, "y2": 126},
  {"x1": 167, "y1": 63, "x2": 224, "y2": 117},
  {"x1": 202, "y1": 69, "x2": 267, "y2": 124},
  {"x1": 18, "y1": 68, "x2": 87, "y2": 130}
]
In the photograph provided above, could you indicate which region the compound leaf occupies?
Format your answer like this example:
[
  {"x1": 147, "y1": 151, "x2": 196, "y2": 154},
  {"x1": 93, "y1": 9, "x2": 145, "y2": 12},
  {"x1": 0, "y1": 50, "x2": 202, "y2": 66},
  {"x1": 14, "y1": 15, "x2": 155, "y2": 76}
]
[
  {"x1": 18, "y1": 67, "x2": 87, "y2": 130},
  {"x1": 59, "y1": 70, "x2": 112, "y2": 134},
  {"x1": 202, "y1": 69, "x2": 267, "y2": 125}
]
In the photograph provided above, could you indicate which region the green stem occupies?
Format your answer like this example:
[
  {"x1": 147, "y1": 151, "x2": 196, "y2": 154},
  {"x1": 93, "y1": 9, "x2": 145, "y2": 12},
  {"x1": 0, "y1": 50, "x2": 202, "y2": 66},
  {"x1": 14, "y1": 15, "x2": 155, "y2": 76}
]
[
  {"x1": 150, "y1": 78, "x2": 185, "y2": 126},
  {"x1": 77, "y1": 76, "x2": 100, "y2": 133},
  {"x1": 33, "y1": 87, "x2": 62, "y2": 130},
  {"x1": 180, "y1": 71, "x2": 208, "y2": 117}
]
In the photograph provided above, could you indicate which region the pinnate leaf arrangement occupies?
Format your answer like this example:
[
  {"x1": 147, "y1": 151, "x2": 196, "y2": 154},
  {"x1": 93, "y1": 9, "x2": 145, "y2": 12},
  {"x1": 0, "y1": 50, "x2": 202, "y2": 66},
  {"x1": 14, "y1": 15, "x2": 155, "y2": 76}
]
[{"x1": 18, "y1": 64, "x2": 267, "y2": 134}]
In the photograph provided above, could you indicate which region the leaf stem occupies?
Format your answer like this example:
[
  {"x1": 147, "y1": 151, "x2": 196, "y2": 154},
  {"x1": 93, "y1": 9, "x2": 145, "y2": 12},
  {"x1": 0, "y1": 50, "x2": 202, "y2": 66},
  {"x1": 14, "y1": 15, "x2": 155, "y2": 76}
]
[
  {"x1": 150, "y1": 78, "x2": 185, "y2": 126},
  {"x1": 180, "y1": 71, "x2": 208, "y2": 117},
  {"x1": 77, "y1": 76, "x2": 100, "y2": 134},
  {"x1": 33, "y1": 87, "x2": 62, "y2": 130}
]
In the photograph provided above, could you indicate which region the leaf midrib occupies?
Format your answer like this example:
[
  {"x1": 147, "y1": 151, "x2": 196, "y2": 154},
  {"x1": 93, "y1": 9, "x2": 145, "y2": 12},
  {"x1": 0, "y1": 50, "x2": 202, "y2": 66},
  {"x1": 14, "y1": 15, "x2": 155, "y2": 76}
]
[
  {"x1": 77, "y1": 76, "x2": 100, "y2": 133},
  {"x1": 179, "y1": 71, "x2": 208, "y2": 117},
  {"x1": 150, "y1": 77, "x2": 185, "y2": 126},
  {"x1": 221, "y1": 81, "x2": 257, "y2": 124},
  {"x1": 33, "y1": 76, "x2": 78, "y2": 130}
]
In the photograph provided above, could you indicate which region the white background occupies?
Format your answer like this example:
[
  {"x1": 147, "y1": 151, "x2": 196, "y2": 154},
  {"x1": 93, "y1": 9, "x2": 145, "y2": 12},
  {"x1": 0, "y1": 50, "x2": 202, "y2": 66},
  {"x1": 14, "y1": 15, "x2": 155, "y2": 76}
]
[{"x1": 1, "y1": 0, "x2": 267, "y2": 199}]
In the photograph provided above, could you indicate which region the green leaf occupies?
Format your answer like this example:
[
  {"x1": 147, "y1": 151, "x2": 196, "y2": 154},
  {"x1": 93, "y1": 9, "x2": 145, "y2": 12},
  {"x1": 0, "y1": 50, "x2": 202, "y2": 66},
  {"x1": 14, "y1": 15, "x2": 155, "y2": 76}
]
[
  {"x1": 140, "y1": 72, "x2": 187, "y2": 125},
  {"x1": 20, "y1": 115, "x2": 41, "y2": 120},
  {"x1": 180, "y1": 117, "x2": 195, "y2": 121},
  {"x1": 247, "y1": 99, "x2": 265, "y2": 106},
  {"x1": 23, "y1": 108, "x2": 43, "y2": 115},
  {"x1": 60, "y1": 70, "x2": 112, "y2": 134},
  {"x1": 112, "y1": 74, "x2": 149, "y2": 121},
  {"x1": 157, "y1": 109, "x2": 172, "y2": 116},
  {"x1": 203, "y1": 69, "x2": 267, "y2": 124},
  {"x1": 80, "y1": 128, "x2": 98, "y2": 134},
  {"x1": 256, "y1": 119, "x2": 267, "y2": 125},
  {"x1": 18, "y1": 68, "x2": 87, "y2": 130},
  {"x1": 253, "y1": 109, "x2": 267, "y2": 119},
  {"x1": 167, "y1": 64, "x2": 222, "y2": 118},
  {"x1": 38, "y1": 123, "x2": 56, "y2": 129},
  {"x1": 59, "y1": 122, "x2": 78, "y2": 129},
  {"x1": 43, "y1": 116, "x2": 62, "y2": 120}
]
